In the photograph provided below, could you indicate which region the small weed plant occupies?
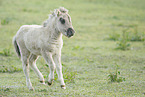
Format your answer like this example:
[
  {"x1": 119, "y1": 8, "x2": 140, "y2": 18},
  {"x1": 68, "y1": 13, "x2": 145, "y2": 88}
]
[
  {"x1": 0, "y1": 48, "x2": 12, "y2": 56},
  {"x1": 0, "y1": 65, "x2": 22, "y2": 73},
  {"x1": 107, "y1": 27, "x2": 144, "y2": 51},
  {"x1": 43, "y1": 64, "x2": 77, "y2": 83},
  {"x1": 1, "y1": 18, "x2": 11, "y2": 25},
  {"x1": 116, "y1": 29, "x2": 131, "y2": 50},
  {"x1": 63, "y1": 69, "x2": 77, "y2": 83},
  {"x1": 108, "y1": 65, "x2": 125, "y2": 83},
  {"x1": 107, "y1": 32, "x2": 120, "y2": 41},
  {"x1": 129, "y1": 27, "x2": 145, "y2": 41}
]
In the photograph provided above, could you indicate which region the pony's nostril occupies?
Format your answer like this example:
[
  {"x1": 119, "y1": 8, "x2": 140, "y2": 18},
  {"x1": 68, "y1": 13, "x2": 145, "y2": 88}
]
[
  {"x1": 68, "y1": 31, "x2": 73, "y2": 36},
  {"x1": 67, "y1": 28, "x2": 74, "y2": 37},
  {"x1": 67, "y1": 28, "x2": 73, "y2": 32}
]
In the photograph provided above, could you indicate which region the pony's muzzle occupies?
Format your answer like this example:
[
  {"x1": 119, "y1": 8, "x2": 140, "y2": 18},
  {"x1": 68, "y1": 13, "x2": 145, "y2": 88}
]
[{"x1": 67, "y1": 28, "x2": 75, "y2": 37}]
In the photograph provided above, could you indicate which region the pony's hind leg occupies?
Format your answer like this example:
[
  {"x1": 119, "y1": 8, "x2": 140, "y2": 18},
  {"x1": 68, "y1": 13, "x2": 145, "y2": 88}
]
[
  {"x1": 21, "y1": 51, "x2": 34, "y2": 90},
  {"x1": 29, "y1": 54, "x2": 45, "y2": 84}
]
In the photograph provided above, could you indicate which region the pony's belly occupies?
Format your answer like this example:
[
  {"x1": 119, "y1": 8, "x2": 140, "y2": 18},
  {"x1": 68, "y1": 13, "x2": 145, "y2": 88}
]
[
  {"x1": 31, "y1": 50, "x2": 41, "y2": 55},
  {"x1": 24, "y1": 40, "x2": 41, "y2": 55},
  {"x1": 27, "y1": 46, "x2": 41, "y2": 55}
]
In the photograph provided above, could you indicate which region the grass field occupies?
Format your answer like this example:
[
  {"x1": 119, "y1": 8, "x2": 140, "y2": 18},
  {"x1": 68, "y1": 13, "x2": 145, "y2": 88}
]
[{"x1": 0, "y1": 0, "x2": 145, "y2": 96}]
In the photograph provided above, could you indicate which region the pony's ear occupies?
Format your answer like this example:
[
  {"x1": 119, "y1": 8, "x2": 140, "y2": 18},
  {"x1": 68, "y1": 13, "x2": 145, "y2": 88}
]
[
  {"x1": 57, "y1": 9, "x2": 61, "y2": 17},
  {"x1": 53, "y1": 9, "x2": 62, "y2": 17},
  {"x1": 59, "y1": 7, "x2": 68, "y2": 13}
]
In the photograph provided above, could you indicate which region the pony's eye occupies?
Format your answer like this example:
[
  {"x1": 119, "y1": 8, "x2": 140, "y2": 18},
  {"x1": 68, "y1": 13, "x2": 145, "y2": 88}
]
[{"x1": 60, "y1": 18, "x2": 65, "y2": 24}]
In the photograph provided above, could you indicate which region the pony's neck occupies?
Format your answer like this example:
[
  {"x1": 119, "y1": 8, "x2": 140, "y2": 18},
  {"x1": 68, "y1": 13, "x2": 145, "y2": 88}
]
[{"x1": 46, "y1": 17, "x2": 62, "y2": 43}]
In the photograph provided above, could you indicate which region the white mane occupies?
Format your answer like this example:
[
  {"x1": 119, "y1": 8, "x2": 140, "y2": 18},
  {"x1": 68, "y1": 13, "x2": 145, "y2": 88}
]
[{"x1": 43, "y1": 7, "x2": 68, "y2": 27}]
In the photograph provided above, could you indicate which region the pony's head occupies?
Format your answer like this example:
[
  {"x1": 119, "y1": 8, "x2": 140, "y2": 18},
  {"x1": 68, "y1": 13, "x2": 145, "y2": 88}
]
[{"x1": 53, "y1": 7, "x2": 75, "y2": 38}]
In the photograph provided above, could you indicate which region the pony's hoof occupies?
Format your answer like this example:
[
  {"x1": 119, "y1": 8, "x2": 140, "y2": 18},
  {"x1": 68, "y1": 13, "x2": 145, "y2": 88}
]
[
  {"x1": 40, "y1": 80, "x2": 45, "y2": 83},
  {"x1": 48, "y1": 79, "x2": 54, "y2": 86},
  {"x1": 61, "y1": 85, "x2": 66, "y2": 89},
  {"x1": 40, "y1": 81, "x2": 45, "y2": 85},
  {"x1": 29, "y1": 87, "x2": 34, "y2": 91},
  {"x1": 48, "y1": 81, "x2": 52, "y2": 86}
]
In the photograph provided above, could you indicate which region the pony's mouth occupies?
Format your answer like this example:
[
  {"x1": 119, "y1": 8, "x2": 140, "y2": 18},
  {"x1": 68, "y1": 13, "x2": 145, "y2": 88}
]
[
  {"x1": 67, "y1": 33, "x2": 74, "y2": 38},
  {"x1": 66, "y1": 28, "x2": 75, "y2": 38}
]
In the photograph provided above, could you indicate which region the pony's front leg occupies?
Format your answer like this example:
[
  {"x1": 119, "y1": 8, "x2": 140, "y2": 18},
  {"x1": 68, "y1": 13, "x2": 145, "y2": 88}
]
[
  {"x1": 42, "y1": 52, "x2": 56, "y2": 85},
  {"x1": 53, "y1": 53, "x2": 65, "y2": 89}
]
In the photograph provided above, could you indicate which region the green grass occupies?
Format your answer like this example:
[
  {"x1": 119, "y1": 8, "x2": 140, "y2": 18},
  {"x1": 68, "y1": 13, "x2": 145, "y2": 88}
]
[{"x1": 0, "y1": 0, "x2": 145, "y2": 96}]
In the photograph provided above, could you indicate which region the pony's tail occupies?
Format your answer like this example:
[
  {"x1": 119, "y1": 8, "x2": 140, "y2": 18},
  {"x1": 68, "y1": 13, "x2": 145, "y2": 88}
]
[{"x1": 13, "y1": 36, "x2": 21, "y2": 58}]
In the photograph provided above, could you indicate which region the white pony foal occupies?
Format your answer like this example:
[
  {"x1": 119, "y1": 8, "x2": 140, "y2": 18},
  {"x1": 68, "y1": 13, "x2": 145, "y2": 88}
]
[{"x1": 13, "y1": 7, "x2": 75, "y2": 90}]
